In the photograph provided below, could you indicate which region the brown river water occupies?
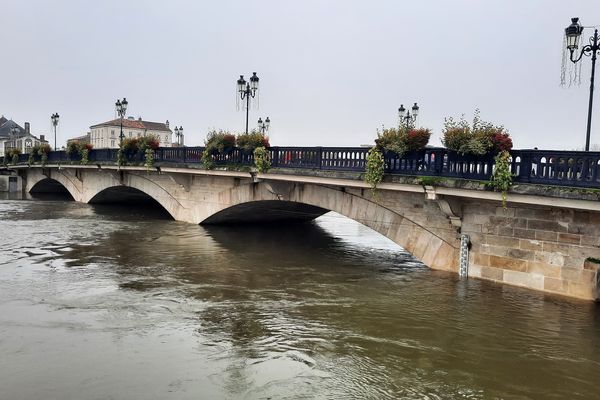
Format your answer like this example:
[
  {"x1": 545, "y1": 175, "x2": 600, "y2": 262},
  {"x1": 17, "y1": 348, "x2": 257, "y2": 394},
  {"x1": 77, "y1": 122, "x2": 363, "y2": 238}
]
[{"x1": 0, "y1": 196, "x2": 599, "y2": 400}]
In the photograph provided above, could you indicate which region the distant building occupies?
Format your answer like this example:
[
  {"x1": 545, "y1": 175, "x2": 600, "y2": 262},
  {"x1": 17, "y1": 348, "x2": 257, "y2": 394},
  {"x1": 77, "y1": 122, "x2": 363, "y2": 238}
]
[
  {"x1": 66, "y1": 133, "x2": 91, "y2": 146},
  {"x1": 89, "y1": 117, "x2": 173, "y2": 149},
  {"x1": 0, "y1": 116, "x2": 48, "y2": 157}
]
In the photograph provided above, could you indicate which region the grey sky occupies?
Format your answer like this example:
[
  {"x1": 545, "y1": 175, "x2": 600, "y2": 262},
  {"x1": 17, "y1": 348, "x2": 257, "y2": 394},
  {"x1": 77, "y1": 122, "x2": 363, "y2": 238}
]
[{"x1": 1, "y1": 0, "x2": 600, "y2": 149}]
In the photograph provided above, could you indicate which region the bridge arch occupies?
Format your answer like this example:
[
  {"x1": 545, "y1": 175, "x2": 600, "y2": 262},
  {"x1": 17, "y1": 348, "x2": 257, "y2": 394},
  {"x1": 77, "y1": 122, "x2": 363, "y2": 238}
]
[
  {"x1": 82, "y1": 172, "x2": 186, "y2": 220},
  {"x1": 199, "y1": 181, "x2": 459, "y2": 272},
  {"x1": 25, "y1": 169, "x2": 83, "y2": 201}
]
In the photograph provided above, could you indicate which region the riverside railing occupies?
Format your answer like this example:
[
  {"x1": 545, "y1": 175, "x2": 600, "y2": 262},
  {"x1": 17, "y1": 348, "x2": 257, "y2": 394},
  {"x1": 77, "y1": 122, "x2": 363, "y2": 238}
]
[{"x1": 2, "y1": 146, "x2": 600, "y2": 189}]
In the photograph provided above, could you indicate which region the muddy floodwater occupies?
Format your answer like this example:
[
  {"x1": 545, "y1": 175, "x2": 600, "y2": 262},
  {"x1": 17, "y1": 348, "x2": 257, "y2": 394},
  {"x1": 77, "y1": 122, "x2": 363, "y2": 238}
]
[{"x1": 0, "y1": 197, "x2": 599, "y2": 400}]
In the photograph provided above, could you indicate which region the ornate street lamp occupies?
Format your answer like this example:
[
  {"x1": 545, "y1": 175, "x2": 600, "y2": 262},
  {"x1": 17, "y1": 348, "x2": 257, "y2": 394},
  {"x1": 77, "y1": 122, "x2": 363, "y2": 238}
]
[
  {"x1": 564, "y1": 17, "x2": 600, "y2": 151},
  {"x1": 174, "y1": 126, "x2": 184, "y2": 146},
  {"x1": 398, "y1": 102, "x2": 419, "y2": 129},
  {"x1": 236, "y1": 72, "x2": 260, "y2": 134},
  {"x1": 51, "y1": 113, "x2": 59, "y2": 150},
  {"x1": 115, "y1": 97, "x2": 128, "y2": 147},
  {"x1": 257, "y1": 117, "x2": 270, "y2": 134}
]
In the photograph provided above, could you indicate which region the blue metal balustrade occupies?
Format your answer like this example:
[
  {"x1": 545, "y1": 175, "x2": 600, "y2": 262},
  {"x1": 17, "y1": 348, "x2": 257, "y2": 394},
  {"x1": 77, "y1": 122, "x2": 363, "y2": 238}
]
[{"x1": 2, "y1": 146, "x2": 600, "y2": 189}]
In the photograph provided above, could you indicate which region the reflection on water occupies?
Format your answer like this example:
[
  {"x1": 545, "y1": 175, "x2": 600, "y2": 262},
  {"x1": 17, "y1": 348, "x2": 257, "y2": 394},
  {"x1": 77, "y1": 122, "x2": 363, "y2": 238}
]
[{"x1": 0, "y1": 198, "x2": 599, "y2": 400}]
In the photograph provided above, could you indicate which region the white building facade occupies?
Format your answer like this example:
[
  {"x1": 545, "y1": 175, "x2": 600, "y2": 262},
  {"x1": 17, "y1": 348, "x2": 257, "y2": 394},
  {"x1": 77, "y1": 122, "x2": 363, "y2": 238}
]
[
  {"x1": 0, "y1": 118, "x2": 48, "y2": 157},
  {"x1": 89, "y1": 117, "x2": 173, "y2": 149}
]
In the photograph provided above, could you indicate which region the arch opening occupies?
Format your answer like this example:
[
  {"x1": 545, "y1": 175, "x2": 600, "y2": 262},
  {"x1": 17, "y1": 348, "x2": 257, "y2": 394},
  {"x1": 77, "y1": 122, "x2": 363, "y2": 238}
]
[
  {"x1": 201, "y1": 200, "x2": 328, "y2": 225},
  {"x1": 88, "y1": 186, "x2": 174, "y2": 220},
  {"x1": 29, "y1": 178, "x2": 74, "y2": 200}
]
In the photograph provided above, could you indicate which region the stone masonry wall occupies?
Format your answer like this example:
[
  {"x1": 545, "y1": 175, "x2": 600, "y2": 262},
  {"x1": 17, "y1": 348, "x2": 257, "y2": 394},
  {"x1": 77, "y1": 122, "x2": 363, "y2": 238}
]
[{"x1": 463, "y1": 199, "x2": 600, "y2": 301}]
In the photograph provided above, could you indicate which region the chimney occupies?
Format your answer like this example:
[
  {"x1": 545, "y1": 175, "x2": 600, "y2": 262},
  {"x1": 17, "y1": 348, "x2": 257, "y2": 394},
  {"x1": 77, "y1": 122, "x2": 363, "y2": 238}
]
[
  {"x1": 138, "y1": 116, "x2": 142, "y2": 121},
  {"x1": 39, "y1": 134, "x2": 45, "y2": 142},
  {"x1": 165, "y1": 120, "x2": 169, "y2": 129},
  {"x1": 25, "y1": 122, "x2": 30, "y2": 134}
]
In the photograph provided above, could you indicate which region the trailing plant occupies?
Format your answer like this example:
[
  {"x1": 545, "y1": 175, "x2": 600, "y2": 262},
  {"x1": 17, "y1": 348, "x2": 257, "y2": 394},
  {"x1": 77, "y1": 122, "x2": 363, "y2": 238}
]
[
  {"x1": 10, "y1": 148, "x2": 22, "y2": 165},
  {"x1": 201, "y1": 148, "x2": 215, "y2": 170},
  {"x1": 38, "y1": 143, "x2": 51, "y2": 166},
  {"x1": 253, "y1": 146, "x2": 271, "y2": 173},
  {"x1": 442, "y1": 109, "x2": 511, "y2": 156},
  {"x1": 28, "y1": 145, "x2": 40, "y2": 165},
  {"x1": 237, "y1": 130, "x2": 270, "y2": 153},
  {"x1": 121, "y1": 137, "x2": 140, "y2": 155},
  {"x1": 364, "y1": 147, "x2": 385, "y2": 196},
  {"x1": 489, "y1": 150, "x2": 513, "y2": 208},
  {"x1": 145, "y1": 148, "x2": 155, "y2": 170},
  {"x1": 117, "y1": 148, "x2": 125, "y2": 166},
  {"x1": 80, "y1": 143, "x2": 93, "y2": 165}
]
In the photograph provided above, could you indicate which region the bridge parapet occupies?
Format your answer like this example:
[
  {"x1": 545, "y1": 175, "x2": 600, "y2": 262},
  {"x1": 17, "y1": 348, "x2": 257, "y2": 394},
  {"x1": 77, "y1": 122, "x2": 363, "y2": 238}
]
[{"x1": 3, "y1": 146, "x2": 600, "y2": 189}]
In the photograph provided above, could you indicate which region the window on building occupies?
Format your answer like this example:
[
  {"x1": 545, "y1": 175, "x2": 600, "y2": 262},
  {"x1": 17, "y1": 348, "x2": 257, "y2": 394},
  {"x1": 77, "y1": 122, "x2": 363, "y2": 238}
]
[
  {"x1": 129, "y1": 132, "x2": 132, "y2": 137},
  {"x1": 111, "y1": 140, "x2": 115, "y2": 147},
  {"x1": 111, "y1": 130, "x2": 115, "y2": 137}
]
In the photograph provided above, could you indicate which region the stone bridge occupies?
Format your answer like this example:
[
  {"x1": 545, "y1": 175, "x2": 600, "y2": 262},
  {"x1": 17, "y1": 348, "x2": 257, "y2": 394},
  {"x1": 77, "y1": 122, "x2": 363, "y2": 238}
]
[{"x1": 12, "y1": 164, "x2": 600, "y2": 302}]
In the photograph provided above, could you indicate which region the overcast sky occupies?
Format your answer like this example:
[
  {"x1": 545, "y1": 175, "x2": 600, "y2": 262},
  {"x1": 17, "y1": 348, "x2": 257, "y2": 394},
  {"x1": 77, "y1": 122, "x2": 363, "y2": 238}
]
[{"x1": 1, "y1": 0, "x2": 600, "y2": 149}]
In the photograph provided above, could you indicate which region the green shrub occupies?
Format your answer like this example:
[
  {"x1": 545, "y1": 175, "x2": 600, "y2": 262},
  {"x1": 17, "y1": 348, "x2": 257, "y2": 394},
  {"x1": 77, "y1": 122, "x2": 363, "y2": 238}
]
[
  {"x1": 375, "y1": 126, "x2": 431, "y2": 156},
  {"x1": 145, "y1": 148, "x2": 155, "y2": 170},
  {"x1": 442, "y1": 109, "x2": 511, "y2": 156},
  {"x1": 489, "y1": 150, "x2": 513, "y2": 207},
  {"x1": 201, "y1": 148, "x2": 215, "y2": 170},
  {"x1": 204, "y1": 129, "x2": 236, "y2": 155},
  {"x1": 237, "y1": 130, "x2": 270, "y2": 153}
]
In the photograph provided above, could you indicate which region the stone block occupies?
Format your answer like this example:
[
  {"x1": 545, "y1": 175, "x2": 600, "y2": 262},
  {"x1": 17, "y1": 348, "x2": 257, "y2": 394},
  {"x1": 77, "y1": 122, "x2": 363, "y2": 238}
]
[
  {"x1": 480, "y1": 265, "x2": 504, "y2": 281},
  {"x1": 495, "y1": 207, "x2": 516, "y2": 217},
  {"x1": 581, "y1": 235, "x2": 600, "y2": 247},
  {"x1": 468, "y1": 263, "x2": 482, "y2": 278},
  {"x1": 557, "y1": 233, "x2": 581, "y2": 245},
  {"x1": 528, "y1": 219, "x2": 568, "y2": 232},
  {"x1": 562, "y1": 255, "x2": 586, "y2": 269},
  {"x1": 486, "y1": 235, "x2": 520, "y2": 248},
  {"x1": 542, "y1": 242, "x2": 570, "y2": 255},
  {"x1": 515, "y1": 207, "x2": 551, "y2": 220},
  {"x1": 497, "y1": 227, "x2": 514, "y2": 236},
  {"x1": 461, "y1": 222, "x2": 482, "y2": 234},
  {"x1": 567, "y1": 282, "x2": 594, "y2": 300},
  {"x1": 507, "y1": 248, "x2": 535, "y2": 261},
  {"x1": 519, "y1": 239, "x2": 543, "y2": 252},
  {"x1": 580, "y1": 269, "x2": 597, "y2": 285},
  {"x1": 514, "y1": 228, "x2": 536, "y2": 240},
  {"x1": 567, "y1": 223, "x2": 599, "y2": 236},
  {"x1": 544, "y1": 277, "x2": 567, "y2": 293},
  {"x1": 489, "y1": 255, "x2": 528, "y2": 272},
  {"x1": 535, "y1": 230, "x2": 557, "y2": 242},
  {"x1": 534, "y1": 252, "x2": 565, "y2": 266},
  {"x1": 561, "y1": 267, "x2": 581, "y2": 282},
  {"x1": 503, "y1": 269, "x2": 544, "y2": 290},
  {"x1": 526, "y1": 261, "x2": 561, "y2": 279},
  {"x1": 471, "y1": 252, "x2": 490, "y2": 267},
  {"x1": 583, "y1": 259, "x2": 600, "y2": 271}
]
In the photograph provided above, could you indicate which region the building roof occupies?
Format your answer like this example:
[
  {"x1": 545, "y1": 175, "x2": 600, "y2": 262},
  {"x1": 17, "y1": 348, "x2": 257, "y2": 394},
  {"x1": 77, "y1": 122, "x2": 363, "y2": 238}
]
[
  {"x1": 0, "y1": 115, "x2": 7, "y2": 125},
  {"x1": 90, "y1": 118, "x2": 171, "y2": 132},
  {"x1": 0, "y1": 119, "x2": 25, "y2": 138}
]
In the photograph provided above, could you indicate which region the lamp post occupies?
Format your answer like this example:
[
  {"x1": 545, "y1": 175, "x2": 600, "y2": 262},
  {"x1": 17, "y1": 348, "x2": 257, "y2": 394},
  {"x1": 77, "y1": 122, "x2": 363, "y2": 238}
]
[
  {"x1": 398, "y1": 103, "x2": 419, "y2": 129},
  {"x1": 257, "y1": 117, "x2": 270, "y2": 134},
  {"x1": 174, "y1": 126, "x2": 184, "y2": 146},
  {"x1": 115, "y1": 98, "x2": 128, "y2": 147},
  {"x1": 51, "y1": 113, "x2": 59, "y2": 150},
  {"x1": 236, "y1": 72, "x2": 260, "y2": 134},
  {"x1": 565, "y1": 17, "x2": 600, "y2": 151}
]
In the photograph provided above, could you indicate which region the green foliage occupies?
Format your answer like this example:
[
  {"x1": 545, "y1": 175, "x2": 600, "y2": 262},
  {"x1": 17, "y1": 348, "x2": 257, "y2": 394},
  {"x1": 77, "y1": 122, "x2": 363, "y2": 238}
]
[
  {"x1": 201, "y1": 148, "x2": 215, "y2": 170},
  {"x1": 253, "y1": 146, "x2": 271, "y2": 173},
  {"x1": 145, "y1": 148, "x2": 155, "y2": 170},
  {"x1": 364, "y1": 147, "x2": 385, "y2": 196},
  {"x1": 80, "y1": 148, "x2": 89, "y2": 165},
  {"x1": 204, "y1": 129, "x2": 236, "y2": 155},
  {"x1": 417, "y1": 176, "x2": 443, "y2": 186},
  {"x1": 489, "y1": 150, "x2": 513, "y2": 208},
  {"x1": 66, "y1": 141, "x2": 80, "y2": 162},
  {"x1": 375, "y1": 126, "x2": 431, "y2": 156},
  {"x1": 138, "y1": 135, "x2": 160, "y2": 152},
  {"x1": 585, "y1": 257, "x2": 600, "y2": 264},
  {"x1": 121, "y1": 137, "x2": 140, "y2": 155},
  {"x1": 12, "y1": 153, "x2": 19, "y2": 165},
  {"x1": 442, "y1": 109, "x2": 511, "y2": 155},
  {"x1": 237, "y1": 130, "x2": 270, "y2": 153}
]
